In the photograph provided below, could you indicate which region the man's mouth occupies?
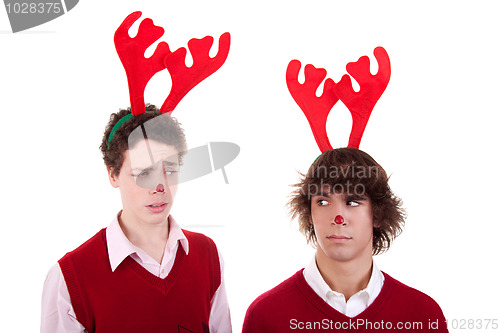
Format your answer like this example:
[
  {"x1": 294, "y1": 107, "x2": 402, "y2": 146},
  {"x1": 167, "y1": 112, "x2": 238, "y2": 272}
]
[
  {"x1": 327, "y1": 235, "x2": 351, "y2": 243},
  {"x1": 148, "y1": 203, "x2": 166, "y2": 208},
  {"x1": 146, "y1": 203, "x2": 168, "y2": 213},
  {"x1": 328, "y1": 235, "x2": 350, "y2": 239}
]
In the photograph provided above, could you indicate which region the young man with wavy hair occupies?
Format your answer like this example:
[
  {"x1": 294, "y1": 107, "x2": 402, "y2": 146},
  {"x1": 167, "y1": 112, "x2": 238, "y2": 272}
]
[{"x1": 243, "y1": 148, "x2": 447, "y2": 332}]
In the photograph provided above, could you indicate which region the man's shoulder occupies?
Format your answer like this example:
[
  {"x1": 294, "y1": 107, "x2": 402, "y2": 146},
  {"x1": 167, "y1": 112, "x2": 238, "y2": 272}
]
[
  {"x1": 182, "y1": 229, "x2": 215, "y2": 244},
  {"x1": 59, "y1": 228, "x2": 107, "y2": 261},
  {"x1": 181, "y1": 229, "x2": 221, "y2": 271},
  {"x1": 182, "y1": 229, "x2": 219, "y2": 253},
  {"x1": 243, "y1": 270, "x2": 315, "y2": 332},
  {"x1": 248, "y1": 270, "x2": 303, "y2": 310},
  {"x1": 382, "y1": 272, "x2": 444, "y2": 309}
]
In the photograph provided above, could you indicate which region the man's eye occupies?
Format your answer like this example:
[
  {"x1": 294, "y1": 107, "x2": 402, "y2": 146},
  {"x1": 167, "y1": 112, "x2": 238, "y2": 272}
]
[
  {"x1": 317, "y1": 199, "x2": 329, "y2": 206},
  {"x1": 165, "y1": 170, "x2": 178, "y2": 176},
  {"x1": 347, "y1": 201, "x2": 359, "y2": 207},
  {"x1": 137, "y1": 171, "x2": 149, "y2": 177}
]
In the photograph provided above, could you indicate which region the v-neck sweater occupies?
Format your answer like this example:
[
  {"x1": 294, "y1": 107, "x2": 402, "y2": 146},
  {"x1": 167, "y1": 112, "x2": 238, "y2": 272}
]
[
  {"x1": 243, "y1": 269, "x2": 448, "y2": 332},
  {"x1": 59, "y1": 228, "x2": 220, "y2": 333}
]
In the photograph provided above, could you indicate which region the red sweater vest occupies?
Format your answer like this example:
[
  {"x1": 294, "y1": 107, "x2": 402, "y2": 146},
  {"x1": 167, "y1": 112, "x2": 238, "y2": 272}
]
[
  {"x1": 243, "y1": 270, "x2": 448, "y2": 333},
  {"x1": 59, "y1": 228, "x2": 220, "y2": 333}
]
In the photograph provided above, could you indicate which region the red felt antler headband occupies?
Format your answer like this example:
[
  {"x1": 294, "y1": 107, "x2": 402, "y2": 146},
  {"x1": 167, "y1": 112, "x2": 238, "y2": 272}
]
[
  {"x1": 286, "y1": 46, "x2": 391, "y2": 151},
  {"x1": 114, "y1": 11, "x2": 230, "y2": 116}
]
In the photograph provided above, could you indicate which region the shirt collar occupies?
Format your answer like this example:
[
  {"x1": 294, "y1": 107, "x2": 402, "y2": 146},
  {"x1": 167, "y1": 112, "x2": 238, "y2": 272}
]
[
  {"x1": 166, "y1": 215, "x2": 189, "y2": 256},
  {"x1": 106, "y1": 213, "x2": 189, "y2": 272},
  {"x1": 364, "y1": 260, "x2": 384, "y2": 303},
  {"x1": 303, "y1": 255, "x2": 384, "y2": 301}
]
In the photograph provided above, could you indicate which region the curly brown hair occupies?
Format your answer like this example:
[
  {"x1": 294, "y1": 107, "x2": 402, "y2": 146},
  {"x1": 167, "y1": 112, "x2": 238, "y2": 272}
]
[
  {"x1": 287, "y1": 148, "x2": 405, "y2": 255},
  {"x1": 99, "y1": 104, "x2": 187, "y2": 176}
]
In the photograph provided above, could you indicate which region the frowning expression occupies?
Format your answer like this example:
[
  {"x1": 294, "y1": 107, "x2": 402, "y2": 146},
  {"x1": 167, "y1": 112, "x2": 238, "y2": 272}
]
[{"x1": 109, "y1": 139, "x2": 179, "y2": 226}]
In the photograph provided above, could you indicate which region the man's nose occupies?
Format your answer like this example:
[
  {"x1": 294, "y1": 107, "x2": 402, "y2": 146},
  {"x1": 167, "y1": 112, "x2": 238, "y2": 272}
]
[
  {"x1": 331, "y1": 202, "x2": 345, "y2": 225},
  {"x1": 155, "y1": 183, "x2": 165, "y2": 193},
  {"x1": 153, "y1": 171, "x2": 169, "y2": 193},
  {"x1": 150, "y1": 164, "x2": 168, "y2": 193}
]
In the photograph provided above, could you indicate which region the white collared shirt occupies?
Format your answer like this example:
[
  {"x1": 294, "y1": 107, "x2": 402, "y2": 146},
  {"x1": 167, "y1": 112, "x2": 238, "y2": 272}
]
[
  {"x1": 41, "y1": 215, "x2": 231, "y2": 333},
  {"x1": 106, "y1": 215, "x2": 190, "y2": 278},
  {"x1": 303, "y1": 257, "x2": 385, "y2": 318}
]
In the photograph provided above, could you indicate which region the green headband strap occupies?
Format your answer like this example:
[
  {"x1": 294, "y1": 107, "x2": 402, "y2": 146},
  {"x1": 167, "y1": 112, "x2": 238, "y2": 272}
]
[
  {"x1": 107, "y1": 110, "x2": 156, "y2": 149},
  {"x1": 313, "y1": 151, "x2": 326, "y2": 164},
  {"x1": 108, "y1": 113, "x2": 134, "y2": 145}
]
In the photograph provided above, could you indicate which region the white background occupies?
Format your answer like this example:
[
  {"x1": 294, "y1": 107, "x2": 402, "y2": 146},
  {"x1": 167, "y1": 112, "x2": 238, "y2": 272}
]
[{"x1": 1, "y1": 1, "x2": 499, "y2": 331}]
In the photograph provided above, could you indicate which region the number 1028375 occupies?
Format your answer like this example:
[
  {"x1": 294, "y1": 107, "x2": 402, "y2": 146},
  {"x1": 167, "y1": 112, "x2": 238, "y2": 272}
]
[{"x1": 5, "y1": 2, "x2": 63, "y2": 14}]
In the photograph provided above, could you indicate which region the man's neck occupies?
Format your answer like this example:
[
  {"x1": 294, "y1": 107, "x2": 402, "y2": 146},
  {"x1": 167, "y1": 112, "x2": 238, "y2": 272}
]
[
  {"x1": 118, "y1": 211, "x2": 170, "y2": 264},
  {"x1": 315, "y1": 250, "x2": 373, "y2": 301}
]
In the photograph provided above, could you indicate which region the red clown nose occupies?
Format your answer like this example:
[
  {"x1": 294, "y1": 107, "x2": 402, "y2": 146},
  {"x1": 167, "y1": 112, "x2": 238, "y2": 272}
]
[
  {"x1": 156, "y1": 184, "x2": 165, "y2": 193},
  {"x1": 334, "y1": 215, "x2": 344, "y2": 225}
]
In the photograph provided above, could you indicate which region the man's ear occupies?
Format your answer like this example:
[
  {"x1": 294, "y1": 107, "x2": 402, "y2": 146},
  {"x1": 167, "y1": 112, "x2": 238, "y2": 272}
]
[{"x1": 108, "y1": 167, "x2": 119, "y2": 188}]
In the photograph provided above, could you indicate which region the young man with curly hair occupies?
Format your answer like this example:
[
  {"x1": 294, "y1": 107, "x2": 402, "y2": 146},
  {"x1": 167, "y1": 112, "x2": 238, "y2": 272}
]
[
  {"x1": 243, "y1": 148, "x2": 447, "y2": 332},
  {"x1": 41, "y1": 105, "x2": 231, "y2": 333}
]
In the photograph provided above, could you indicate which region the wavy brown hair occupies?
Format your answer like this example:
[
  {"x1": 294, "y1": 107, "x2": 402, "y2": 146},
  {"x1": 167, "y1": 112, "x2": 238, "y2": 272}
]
[
  {"x1": 287, "y1": 148, "x2": 405, "y2": 255},
  {"x1": 99, "y1": 104, "x2": 187, "y2": 176}
]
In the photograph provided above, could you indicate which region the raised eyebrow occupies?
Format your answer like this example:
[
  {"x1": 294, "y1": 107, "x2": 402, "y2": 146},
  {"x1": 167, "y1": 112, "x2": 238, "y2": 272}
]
[
  {"x1": 163, "y1": 161, "x2": 178, "y2": 167},
  {"x1": 133, "y1": 160, "x2": 178, "y2": 171},
  {"x1": 132, "y1": 166, "x2": 153, "y2": 172}
]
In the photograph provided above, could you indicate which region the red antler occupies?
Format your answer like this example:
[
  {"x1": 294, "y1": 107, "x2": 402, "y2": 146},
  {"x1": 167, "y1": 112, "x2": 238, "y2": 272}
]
[
  {"x1": 336, "y1": 47, "x2": 391, "y2": 148},
  {"x1": 160, "y1": 32, "x2": 231, "y2": 114},
  {"x1": 286, "y1": 60, "x2": 339, "y2": 152},
  {"x1": 114, "y1": 11, "x2": 172, "y2": 116}
]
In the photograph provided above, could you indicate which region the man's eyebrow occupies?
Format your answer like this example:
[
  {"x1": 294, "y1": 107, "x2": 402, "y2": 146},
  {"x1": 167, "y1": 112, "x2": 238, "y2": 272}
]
[
  {"x1": 132, "y1": 166, "x2": 154, "y2": 172},
  {"x1": 132, "y1": 160, "x2": 178, "y2": 171},
  {"x1": 344, "y1": 194, "x2": 368, "y2": 201},
  {"x1": 313, "y1": 191, "x2": 331, "y2": 197},
  {"x1": 163, "y1": 161, "x2": 178, "y2": 166}
]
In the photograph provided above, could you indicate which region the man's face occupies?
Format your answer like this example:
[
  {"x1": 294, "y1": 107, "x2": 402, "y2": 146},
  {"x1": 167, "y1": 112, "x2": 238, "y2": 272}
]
[
  {"x1": 109, "y1": 139, "x2": 179, "y2": 226},
  {"x1": 310, "y1": 187, "x2": 374, "y2": 264}
]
